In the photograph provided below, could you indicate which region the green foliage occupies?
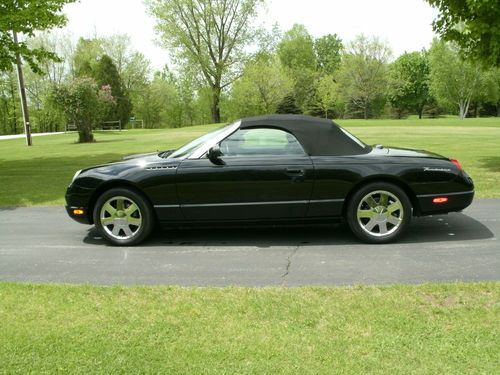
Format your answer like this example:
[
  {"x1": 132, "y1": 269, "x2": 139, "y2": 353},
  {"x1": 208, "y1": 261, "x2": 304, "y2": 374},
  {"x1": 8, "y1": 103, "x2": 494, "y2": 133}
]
[
  {"x1": 276, "y1": 24, "x2": 319, "y2": 111},
  {"x1": 132, "y1": 67, "x2": 212, "y2": 129},
  {"x1": 0, "y1": 0, "x2": 76, "y2": 73},
  {"x1": 49, "y1": 78, "x2": 114, "y2": 143},
  {"x1": 73, "y1": 38, "x2": 104, "y2": 77},
  {"x1": 276, "y1": 94, "x2": 302, "y2": 115},
  {"x1": 147, "y1": 0, "x2": 263, "y2": 123},
  {"x1": 388, "y1": 51, "x2": 431, "y2": 119},
  {"x1": 428, "y1": 40, "x2": 482, "y2": 119},
  {"x1": 338, "y1": 35, "x2": 391, "y2": 119},
  {"x1": 226, "y1": 57, "x2": 292, "y2": 119},
  {"x1": 32, "y1": 101, "x2": 65, "y2": 133},
  {"x1": 0, "y1": 70, "x2": 21, "y2": 135},
  {"x1": 277, "y1": 24, "x2": 317, "y2": 71},
  {"x1": 312, "y1": 74, "x2": 343, "y2": 119},
  {"x1": 426, "y1": 0, "x2": 500, "y2": 67},
  {"x1": 92, "y1": 55, "x2": 132, "y2": 126},
  {"x1": 480, "y1": 68, "x2": 500, "y2": 110},
  {"x1": 314, "y1": 34, "x2": 343, "y2": 75}
]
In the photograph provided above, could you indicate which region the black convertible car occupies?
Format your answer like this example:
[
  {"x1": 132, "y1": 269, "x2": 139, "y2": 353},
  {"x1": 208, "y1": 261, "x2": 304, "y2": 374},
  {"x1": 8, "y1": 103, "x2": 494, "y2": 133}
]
[{"x1": 66, "y1": 115, "x2": 474, "y2": 245}]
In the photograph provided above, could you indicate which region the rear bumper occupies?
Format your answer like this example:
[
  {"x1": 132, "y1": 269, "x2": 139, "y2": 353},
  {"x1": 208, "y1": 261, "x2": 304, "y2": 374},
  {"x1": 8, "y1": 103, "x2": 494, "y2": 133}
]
[{"x1": 417, "y1": 190, "x2": 474, "y2": 216}]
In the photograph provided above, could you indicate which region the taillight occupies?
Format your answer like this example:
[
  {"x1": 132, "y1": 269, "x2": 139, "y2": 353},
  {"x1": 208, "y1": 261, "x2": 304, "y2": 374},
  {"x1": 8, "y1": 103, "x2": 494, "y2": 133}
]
[{"x1": 450, "y1": 159, "x2": 462, "y2": 171}]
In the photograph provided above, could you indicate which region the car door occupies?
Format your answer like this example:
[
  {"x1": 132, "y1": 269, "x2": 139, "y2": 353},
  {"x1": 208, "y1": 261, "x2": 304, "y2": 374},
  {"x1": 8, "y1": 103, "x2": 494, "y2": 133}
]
[{"x1": 176, "y1": 127, "x2": 314, "y2": 221}]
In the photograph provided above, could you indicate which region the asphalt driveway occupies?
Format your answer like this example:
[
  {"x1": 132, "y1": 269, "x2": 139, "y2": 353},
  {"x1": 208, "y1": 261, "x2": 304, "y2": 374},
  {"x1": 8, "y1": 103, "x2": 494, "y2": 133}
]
[{"x1": 0, "y1": 199, "x2": 498, "y2": 286}]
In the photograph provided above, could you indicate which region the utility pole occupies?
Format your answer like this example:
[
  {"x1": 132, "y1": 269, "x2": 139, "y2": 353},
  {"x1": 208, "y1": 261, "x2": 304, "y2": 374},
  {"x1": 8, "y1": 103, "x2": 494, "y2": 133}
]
[{"x1": 12, "y1": 30, "x2": 32, "y2": 146}]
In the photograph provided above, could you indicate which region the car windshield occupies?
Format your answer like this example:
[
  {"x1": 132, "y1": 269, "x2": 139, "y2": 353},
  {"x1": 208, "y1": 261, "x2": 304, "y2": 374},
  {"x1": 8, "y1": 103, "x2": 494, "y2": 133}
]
[{"x1": 165, "y1": 124, "x2": 234, "y2": 159}]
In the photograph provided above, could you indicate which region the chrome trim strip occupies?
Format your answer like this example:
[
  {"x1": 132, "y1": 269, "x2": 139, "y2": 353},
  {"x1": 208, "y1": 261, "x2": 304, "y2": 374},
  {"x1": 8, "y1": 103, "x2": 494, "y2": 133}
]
[
  {"x1": 146, "y1": 165, "x2": 177, "y2": 170},
  {"x1": 416, "y1": 190, "x2": 474, "y2": 198},
  {"x1": 182, "y1": 200, "x2": 309, "y2": 208},
  {"x1": 154, "y1": 198, "x2": 345, "y2": 209},
  {"x1": 310, "y1": 198, "x2": 345, "y2": 203}
]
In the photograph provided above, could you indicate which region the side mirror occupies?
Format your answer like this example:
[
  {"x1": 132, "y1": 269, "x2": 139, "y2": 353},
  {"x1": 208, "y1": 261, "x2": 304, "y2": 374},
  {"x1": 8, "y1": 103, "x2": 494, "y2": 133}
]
[{"x1": 207, "y1": 145, "x2": 225, "y2": 165}]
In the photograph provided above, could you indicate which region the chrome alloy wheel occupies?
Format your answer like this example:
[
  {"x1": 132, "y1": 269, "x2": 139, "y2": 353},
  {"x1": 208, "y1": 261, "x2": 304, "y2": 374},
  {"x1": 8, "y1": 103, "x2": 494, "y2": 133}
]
[
  {"x1": 356, "y1": 190, "x2": 403, "y2": 237},
  {"x1": 100, "y1": 196, "x2": 142, "y2": 240}
]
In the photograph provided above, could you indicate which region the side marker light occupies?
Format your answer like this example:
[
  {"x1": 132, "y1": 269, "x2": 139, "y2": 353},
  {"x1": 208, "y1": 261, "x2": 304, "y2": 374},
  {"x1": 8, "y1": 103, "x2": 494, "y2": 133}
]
[{"x1": 433, "y1": 197, "x2": 448, "y2": 204}]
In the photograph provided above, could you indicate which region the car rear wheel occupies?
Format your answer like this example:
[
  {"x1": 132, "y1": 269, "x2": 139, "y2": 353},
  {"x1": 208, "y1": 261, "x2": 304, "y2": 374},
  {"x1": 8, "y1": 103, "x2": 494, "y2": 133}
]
[
  {"x1": 346, "y1": 182, "x2": 411, "y2": 243},
  {"x1": 93, "y1": 188, "x2": 154, "y2": 246}
]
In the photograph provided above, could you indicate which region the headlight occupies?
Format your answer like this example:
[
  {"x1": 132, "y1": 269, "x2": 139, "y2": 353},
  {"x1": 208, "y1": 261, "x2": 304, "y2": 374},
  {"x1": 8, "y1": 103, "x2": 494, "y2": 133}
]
[{"x1": 72, "y1": 169, "x2": 82, "y2": 183}]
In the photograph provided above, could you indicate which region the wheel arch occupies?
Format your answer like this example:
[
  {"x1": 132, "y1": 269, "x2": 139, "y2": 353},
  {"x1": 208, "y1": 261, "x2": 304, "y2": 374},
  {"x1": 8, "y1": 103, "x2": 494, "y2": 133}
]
[
  {"x1": 87, "y1": 180, "x2": 156, "y2": 224},
  {"x1": 341, "y1": 175, "x2": 420, "y2": 217}
]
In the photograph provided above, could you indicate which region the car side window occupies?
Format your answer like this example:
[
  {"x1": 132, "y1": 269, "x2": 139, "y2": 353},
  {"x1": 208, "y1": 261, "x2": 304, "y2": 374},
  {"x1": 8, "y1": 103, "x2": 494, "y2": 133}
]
[{"x1": 219, "y1": 128, "x2": 306, "y2": 156}]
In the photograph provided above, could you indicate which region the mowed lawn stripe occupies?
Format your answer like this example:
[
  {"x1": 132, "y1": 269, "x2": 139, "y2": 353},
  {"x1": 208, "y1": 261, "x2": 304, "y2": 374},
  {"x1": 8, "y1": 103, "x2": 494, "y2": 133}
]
[{"x1": 0, "y1": 282, "x2": 498, "y2": 374}]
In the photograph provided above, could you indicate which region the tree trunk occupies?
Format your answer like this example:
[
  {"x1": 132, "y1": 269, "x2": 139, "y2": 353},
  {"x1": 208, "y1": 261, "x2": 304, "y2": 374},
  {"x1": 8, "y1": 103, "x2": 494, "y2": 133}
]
[
  {"x1": 78, "y1": 121, "x2": 94, "y2": 143},
  {"x1": 363, "y1": 104, "x2": 368, "y2": 120},
  {"x1": 497, "y1": 101, "x2": 500, "y2": 117},
  {"x1": 418, "y1": 106, "x2": 423, "y2": 119},
  {"x1": 211, "y1": 86, "x2": 221, "y2": 124},
  {"x1": 458, "y1": 99, "x2": 470, "y2": 120}
]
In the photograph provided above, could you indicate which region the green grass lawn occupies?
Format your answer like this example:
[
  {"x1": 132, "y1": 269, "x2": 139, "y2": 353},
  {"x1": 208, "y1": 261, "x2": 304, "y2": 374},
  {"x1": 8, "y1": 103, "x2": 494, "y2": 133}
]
[
  {"x1": 0, "y1": 282, "x2": 498, "y2": 374},
  {"x1": 0, "y1": 117, "x2": 499, "y2": 206}
]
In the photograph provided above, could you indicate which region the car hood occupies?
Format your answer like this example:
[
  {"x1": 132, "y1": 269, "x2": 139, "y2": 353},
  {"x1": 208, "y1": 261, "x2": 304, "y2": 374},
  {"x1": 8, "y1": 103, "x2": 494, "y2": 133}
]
[
  {"x1": 122, "y1": 152, "x2": 159, "y2": 160},
  {"x1": 80, "y1": 151, "x2": 177, "y2": 175}
]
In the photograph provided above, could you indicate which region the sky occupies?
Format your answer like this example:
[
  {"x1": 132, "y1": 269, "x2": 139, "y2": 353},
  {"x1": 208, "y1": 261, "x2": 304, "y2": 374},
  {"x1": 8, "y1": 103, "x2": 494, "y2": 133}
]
[{"x1": 62, "y1": 0, "x2": 439, "y2": 71}]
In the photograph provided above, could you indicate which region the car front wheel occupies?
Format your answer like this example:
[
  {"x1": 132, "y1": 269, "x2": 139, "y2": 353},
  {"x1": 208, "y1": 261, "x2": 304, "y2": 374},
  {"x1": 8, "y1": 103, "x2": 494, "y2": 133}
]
[
  {"x1": 93, "y1": 188, "x2": 154, "y2": 246},
  {"x1": 346, "y1": 182, "x2": 411, "y2": 243}
]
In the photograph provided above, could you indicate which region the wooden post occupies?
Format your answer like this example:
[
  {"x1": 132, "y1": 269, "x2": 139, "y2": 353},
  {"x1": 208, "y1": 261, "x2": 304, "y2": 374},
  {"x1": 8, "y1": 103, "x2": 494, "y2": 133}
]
[{"x1": 12, "y1": 30, "x2": 32, "y2": 146}]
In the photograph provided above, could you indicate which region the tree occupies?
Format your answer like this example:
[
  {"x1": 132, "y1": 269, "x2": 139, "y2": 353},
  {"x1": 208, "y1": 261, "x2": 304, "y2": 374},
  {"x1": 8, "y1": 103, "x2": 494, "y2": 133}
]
[
  {"x1": 426, "y1": 0, "x2": 500, "y2": 67},
  {"x1": 277, "y1": 24, "x2": 317, "y2": 111},
  {"x1": 121, "y1": 52, "x2": 151, "y2": 92},
  {"x1": 481, "y1": 68, "x2": 500, "y2": 116},
  {"x1": 338, "y1": 35, "x2": 391, "y2": 119},
  {"x1": 277, "y1": 24, "x2": 317, "y2": 71},
  {"x1": 0, "y1": 0, "x2": 76, "y2": 73},
  {"x1": 388, "y1": 51, "x2": 431, "y2": 119},
  {"x1": 73, "y1": 38, "x2": 104, "y2": 77},
  {"x1": 314, "y1": 34, "x2": 343, "y2": 75},
  {"x1": 50, "y1": 77, "x2": 115, "y2": 143},
  {"x1": 0, "y1": 70, "x2": 21, "y2": 134},
  {"x1": 92, "y1": 55, "x2": 132, "y2": 126},
  {"x1": 276, "y1": 94, "x2": 301, "y2": 114},
  {"x1": 147, "y1": 0, "x2": 263, "y2": 123},
  {"x1": 133, "y1": 72, "x2": 171, "y2": 128},
  {"x1": 428, "y1": 40, "x2": 482, "y2": 119},
  {"x1": 314, "y1": 75, "x2": 342, "y2": 119},
  {"x1": 23, "y1": 32, "x2": 73, "y2": 131},
  {"x1": 100, "y1": 34, "x2": 152, "y2": 93},
  {"x1": 227, "y1": 57, "x2": 292, "y2": 119}
]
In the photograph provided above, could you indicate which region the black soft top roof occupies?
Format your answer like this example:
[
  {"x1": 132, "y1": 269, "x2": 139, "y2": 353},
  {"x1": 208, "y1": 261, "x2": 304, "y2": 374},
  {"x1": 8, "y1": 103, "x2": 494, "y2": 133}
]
[{"x1": 239, "y1": 114, "x2": 369, "y2": 156}]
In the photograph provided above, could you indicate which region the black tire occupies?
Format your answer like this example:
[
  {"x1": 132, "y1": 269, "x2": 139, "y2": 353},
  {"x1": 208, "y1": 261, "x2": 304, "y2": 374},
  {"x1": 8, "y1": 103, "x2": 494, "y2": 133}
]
[
  {"x1": 346, "y1": 182, "x2": 412, "y2": 244},
  {"x1": 93, "y1": 187, "x2": 155, "y2": 246}
]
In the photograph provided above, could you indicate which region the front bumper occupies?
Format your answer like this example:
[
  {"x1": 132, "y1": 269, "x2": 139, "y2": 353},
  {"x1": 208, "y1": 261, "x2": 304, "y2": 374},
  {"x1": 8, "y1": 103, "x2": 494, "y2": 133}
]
[
  {"x1": 65, "y1": 183, "x2": 95, "y2": 224},
  {"x1": 65, "y1": 205, "x2": 91, "y2": 224}
]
